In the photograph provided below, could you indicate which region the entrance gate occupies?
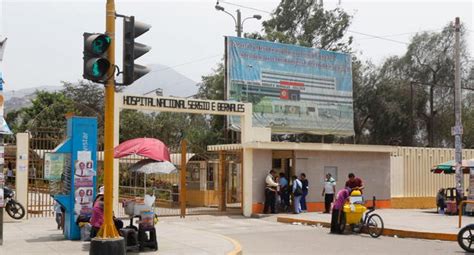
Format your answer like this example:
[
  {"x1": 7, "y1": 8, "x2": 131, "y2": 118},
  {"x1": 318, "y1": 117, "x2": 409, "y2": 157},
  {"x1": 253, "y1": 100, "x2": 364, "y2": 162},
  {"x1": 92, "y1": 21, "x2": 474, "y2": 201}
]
[
  {"x1": 114, "y1": 94, "x2": 251, "y2": 217},
  {"x1": 27, "y1": 127, "x2": 65, "y2": 218}
]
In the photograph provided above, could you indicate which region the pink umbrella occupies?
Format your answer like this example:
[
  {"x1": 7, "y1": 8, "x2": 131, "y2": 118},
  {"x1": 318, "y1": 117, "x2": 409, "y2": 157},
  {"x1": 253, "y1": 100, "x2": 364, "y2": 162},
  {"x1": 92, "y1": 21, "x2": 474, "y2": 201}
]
[{"x1": 114, "y1": 138, "x2": 171, "y2": 162}]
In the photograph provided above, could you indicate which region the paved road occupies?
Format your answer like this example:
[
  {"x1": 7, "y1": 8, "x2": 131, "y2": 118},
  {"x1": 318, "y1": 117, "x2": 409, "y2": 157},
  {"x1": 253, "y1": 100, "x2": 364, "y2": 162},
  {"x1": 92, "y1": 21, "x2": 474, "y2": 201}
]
[
  {"x1": 163, "y1": 215, "x2": 464, "y2": 255},
  {"x1": 1, "y1": 212, "x2": 466, "y2": 255}
]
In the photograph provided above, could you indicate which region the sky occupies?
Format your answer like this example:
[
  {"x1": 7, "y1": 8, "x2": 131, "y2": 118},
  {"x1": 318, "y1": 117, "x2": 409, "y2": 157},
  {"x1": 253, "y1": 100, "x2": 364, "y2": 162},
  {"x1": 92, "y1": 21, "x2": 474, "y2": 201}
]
[{"x1": 0, "y1": 0, "x2": 472, "y2": 90}]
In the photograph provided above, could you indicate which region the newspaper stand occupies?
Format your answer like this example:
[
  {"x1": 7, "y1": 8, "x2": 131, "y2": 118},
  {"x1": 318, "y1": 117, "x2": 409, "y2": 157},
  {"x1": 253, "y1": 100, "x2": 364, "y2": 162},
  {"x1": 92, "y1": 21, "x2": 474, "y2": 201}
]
[{"x1": 49, "y1": 117, "x2": 98, "y2": 240}]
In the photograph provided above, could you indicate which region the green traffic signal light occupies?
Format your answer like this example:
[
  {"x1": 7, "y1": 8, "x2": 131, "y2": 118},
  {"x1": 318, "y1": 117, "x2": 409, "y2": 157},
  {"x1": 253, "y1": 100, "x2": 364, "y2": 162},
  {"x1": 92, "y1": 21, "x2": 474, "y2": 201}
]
[
  {"x1": 88, "y1": 58, "x2": 110, "y2": 78},
  {"x1": 91, "y1": 35, "x2": 111, "y2": 55},
  {"x1": 83, "y1": 33, "x2": 111, "y2": 82}
]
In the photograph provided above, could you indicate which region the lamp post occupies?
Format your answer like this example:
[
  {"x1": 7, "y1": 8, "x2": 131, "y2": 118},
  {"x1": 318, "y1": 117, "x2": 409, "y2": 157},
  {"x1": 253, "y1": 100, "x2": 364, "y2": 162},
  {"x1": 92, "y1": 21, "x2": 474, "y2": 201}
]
[{"x1": 215, "y1": 4, "x2": 261, "y2": 37}]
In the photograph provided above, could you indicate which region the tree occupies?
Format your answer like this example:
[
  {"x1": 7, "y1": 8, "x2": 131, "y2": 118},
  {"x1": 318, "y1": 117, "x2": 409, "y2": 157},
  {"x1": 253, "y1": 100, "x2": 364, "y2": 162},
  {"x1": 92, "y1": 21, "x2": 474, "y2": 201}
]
[
  {"x1": 119, "y1": 109, "x2": 219, "y2": 153},
  {"x1": 61, "y1": 80, "x2": 104, "y2": 116},
  {"x1": 197, "y1": 63, "x2": 226, "y2": 143},
  {"x1": 248, "y1": 0, "x2": 353, "y2": 52},
  {"x1": 369, "y1": 23, "x2": 472, "y2": 147},
  {"x1": 18, "y1": 91, "x2": 75, "y2": 131}
]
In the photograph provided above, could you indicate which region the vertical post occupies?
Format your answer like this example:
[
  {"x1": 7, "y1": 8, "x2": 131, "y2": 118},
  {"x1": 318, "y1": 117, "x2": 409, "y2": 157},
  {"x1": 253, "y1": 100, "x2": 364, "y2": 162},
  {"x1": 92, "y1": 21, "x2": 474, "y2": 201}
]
[
  {"x1": 180, "y1": 140, "x2": 187, "y2": 218},
  {"x1": 0, "y1": 134, "x2": 3, "y2": 246},
  {"x1": 242, "y1": 148, "x2": 253, "y2": 216},
  {"x1": 98, "y1": 6, "x2": 117, "y2": 236},
  {"x1": 90, "y1": 1, "x2": 125, "y2": 254},
  {"x1": 454, "y1": 17, "x2": 463, "y2": 199},
  {"x1": 15, "y1": 133, "x2": 28, "y2": 219},
  {"x1": 219, "y1": 150, "x2": 226, "y2": 211},
  {"x1": 97, "y1": 0, "x2": 119, "y2": 239},
  {"x1": 113, "y1": 93, "x2": 120, "y2": 214},
  {"x1": 236, "y1": 9, "x2": 242, "y2": 37},
  {"x1": 240, "y1": 149, "x2": 244, "y2": 214}
]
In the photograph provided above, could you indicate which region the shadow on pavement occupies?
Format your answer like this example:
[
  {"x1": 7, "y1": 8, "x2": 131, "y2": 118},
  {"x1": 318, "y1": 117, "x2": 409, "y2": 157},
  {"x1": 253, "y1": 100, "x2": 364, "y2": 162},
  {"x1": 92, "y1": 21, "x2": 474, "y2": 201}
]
[
  {"x1": 82, "y1": 242, "x2": 90, "y2": 252},
  {"x1": 25, "y1": 234, "x2": 64, "y2": 243}
]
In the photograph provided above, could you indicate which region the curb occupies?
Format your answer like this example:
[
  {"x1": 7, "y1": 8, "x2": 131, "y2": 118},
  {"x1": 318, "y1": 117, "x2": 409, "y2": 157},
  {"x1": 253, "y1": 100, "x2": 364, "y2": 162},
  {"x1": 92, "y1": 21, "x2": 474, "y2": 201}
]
[
  {"x1": 219, "y1": 234, "x2": 243, "y2": 255},
  {"x1": 277, "y1": 216, "x2": 457, "y2": 242}
]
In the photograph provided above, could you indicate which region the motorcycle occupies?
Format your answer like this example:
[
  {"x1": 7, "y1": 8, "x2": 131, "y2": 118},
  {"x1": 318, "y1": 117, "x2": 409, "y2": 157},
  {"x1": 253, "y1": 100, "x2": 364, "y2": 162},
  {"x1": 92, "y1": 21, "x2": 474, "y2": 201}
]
[{"x1": 3, "y1": 186, "x2": 26, "y2": 220}]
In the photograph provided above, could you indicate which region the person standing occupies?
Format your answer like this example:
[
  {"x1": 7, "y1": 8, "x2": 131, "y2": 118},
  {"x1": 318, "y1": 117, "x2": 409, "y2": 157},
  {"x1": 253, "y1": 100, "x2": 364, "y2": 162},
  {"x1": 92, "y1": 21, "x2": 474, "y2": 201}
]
[
  {"x1": 278, "y1": 173, "x2": 289, "y2": 212},
  {"x1": 330, "y1": 187, "x2": 351, "y2": 234},
  {"x1": 300, "y1": 173, "x2": 309, "y2": 212},
  {"x1": 6, "y1": 161, "x2": 14, "y2": 185},
  {"x1": 322, "y1": 173, "x2": 336, "y2": 213},
  {"x1": 292, "y1": 175, "x2": 303, "y2": 214},
  {"x1": 263, "y1": 170, "x2": 279, "y2": 214},
  {"x1": 345, "y1": 173, "x2": 364, "y2": 191}
]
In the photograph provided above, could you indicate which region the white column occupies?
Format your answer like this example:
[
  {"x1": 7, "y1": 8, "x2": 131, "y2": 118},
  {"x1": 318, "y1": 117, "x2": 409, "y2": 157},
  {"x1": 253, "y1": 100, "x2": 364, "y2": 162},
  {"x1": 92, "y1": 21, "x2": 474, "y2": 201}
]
[
  {"x1": 242, "y1": 148, "x2": 253, "y2": 217},
  {"x1": 240, "y1": 103, "x2": 253, "y2": 143},
  {"x1": 15, "y1": 133, "x2": 29, "y2": 219}
]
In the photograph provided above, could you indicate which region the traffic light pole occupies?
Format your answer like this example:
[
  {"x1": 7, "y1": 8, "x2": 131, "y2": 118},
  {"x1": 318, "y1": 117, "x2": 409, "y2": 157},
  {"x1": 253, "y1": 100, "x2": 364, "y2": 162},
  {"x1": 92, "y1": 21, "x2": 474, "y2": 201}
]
[{"x1": 90, "y1": 0, "x2": 125, "y2": 254}]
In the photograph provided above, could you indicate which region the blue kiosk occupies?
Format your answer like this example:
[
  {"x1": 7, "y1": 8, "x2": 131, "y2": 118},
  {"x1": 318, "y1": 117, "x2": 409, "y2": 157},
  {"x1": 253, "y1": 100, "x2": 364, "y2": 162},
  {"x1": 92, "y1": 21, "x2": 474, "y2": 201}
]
[{"x1": 52, "y1": 116, "x2": 98, "y2": 240}]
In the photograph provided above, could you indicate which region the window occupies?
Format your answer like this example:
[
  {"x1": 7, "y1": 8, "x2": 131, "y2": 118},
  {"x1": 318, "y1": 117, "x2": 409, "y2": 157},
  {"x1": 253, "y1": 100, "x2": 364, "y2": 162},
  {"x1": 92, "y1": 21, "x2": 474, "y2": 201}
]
[
  {"x1": 273, "y1": 158, "x2": 282, "y2": 169},
  {"x1": 324, "y1": 166, "x2": 338, "y2": 181}
]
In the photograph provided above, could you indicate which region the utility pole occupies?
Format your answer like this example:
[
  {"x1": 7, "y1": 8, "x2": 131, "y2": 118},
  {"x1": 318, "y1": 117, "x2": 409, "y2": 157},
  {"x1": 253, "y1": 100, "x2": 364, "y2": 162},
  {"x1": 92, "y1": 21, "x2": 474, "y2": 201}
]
[
  {"x1": 90, "y1": 0, "x2": 125, "y2": 254},
  {"x1": 453, "y1": 17, "x2": 463, "y2": 199},
  {"x1": 236, "y1": 9, "x2": 242, "y2": 37}
]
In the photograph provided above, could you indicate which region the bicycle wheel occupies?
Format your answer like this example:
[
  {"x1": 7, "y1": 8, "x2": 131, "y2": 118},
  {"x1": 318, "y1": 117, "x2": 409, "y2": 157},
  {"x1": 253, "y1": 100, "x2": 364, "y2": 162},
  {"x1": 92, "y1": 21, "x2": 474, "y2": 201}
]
[
  {"x1": 458, "y1": 224, "x2": 474, "y2": 252},
  {"x1": 366, "y1": 214, "x2": 384, "y2": 238}
]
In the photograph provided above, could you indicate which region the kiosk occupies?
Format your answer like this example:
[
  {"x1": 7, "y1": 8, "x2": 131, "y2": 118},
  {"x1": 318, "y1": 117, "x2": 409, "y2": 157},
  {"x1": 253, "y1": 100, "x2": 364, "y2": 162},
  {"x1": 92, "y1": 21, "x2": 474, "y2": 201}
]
[{"x1": 50, "y1": 116, "x2": 97, "y2": 240}]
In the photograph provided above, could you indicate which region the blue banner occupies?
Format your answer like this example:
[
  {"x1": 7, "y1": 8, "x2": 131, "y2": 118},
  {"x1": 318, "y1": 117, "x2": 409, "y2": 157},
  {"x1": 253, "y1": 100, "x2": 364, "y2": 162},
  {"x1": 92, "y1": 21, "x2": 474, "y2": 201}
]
[{"x1": 226, "y1": 37, "x2": 354, "y2": 135}]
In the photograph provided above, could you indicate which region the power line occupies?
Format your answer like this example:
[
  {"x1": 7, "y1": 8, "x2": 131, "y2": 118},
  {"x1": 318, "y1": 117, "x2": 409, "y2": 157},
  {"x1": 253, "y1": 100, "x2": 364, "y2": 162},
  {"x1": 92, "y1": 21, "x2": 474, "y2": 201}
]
[
  {"x1": 355, "y1": 29, "x2": 443, "y2": 41},
  {"x1": 220, "y1": 1, "x2": 413, "y2": 45},
  {"x1": 149, "y1": 54, "x2": 222, "y2": 73},
  {"x1": 219, "y1": 0, "x2": 272, "y2": 14},
  {"x1": 347, "y1": 30, "x2": 409, "y2": 45}
]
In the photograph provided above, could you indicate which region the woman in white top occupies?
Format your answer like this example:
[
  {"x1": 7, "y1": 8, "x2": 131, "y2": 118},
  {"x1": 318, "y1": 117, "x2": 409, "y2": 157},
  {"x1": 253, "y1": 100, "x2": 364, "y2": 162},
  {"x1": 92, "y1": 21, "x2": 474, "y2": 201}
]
[{"x1": 322, "y1": 173, "x2": 336, "y2": 213}]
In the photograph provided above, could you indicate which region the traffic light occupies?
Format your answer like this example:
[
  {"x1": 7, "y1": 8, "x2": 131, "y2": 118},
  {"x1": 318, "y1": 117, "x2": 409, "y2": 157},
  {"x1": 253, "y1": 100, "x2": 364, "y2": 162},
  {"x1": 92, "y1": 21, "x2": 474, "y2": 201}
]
[
  {"x1": 83, "y1": 33, "x2": 111, "y2": 83},
  {"x1": 122, "y1": 16, "x2": 151, "y2": 85}
]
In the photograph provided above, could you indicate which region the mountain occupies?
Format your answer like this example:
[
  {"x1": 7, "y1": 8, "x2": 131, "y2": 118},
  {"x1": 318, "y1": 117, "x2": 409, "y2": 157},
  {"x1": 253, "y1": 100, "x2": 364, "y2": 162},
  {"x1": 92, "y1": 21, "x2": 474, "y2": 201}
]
[
  {"x1": 4, "y1": 85, "x2": 62, "y2": 112},
  {"x1": 123, "y1": 64, "x2": 198, "y2": 97},
  {"x1": 3, "y1": 65, "x2": 199, "y2": 112}
]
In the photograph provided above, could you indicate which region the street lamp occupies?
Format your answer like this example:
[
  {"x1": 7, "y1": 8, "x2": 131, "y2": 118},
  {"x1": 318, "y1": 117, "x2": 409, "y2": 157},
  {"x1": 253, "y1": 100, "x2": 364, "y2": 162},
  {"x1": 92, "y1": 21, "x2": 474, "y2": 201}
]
[{"x1": 215, "y1": 4, "x2": 261, "y2": 37}]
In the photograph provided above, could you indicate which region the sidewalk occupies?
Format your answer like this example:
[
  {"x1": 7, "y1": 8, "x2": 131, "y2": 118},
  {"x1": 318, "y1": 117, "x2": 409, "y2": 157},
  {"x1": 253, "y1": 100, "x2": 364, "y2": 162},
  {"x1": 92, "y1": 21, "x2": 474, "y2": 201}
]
[
  {"x1": 0, "y1": 212, "x2": 238, "y2": 255},
  {"x1": 276, "y1": 209, "x2": 474, "y2": 241}
]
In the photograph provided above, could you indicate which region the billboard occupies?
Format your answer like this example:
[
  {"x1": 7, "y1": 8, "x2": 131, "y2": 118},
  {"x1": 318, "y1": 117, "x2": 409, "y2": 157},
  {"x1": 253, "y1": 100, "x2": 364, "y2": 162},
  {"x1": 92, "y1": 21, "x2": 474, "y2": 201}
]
[{"x1": 226, "y1": 37, "x2": 354, "y2": 135}]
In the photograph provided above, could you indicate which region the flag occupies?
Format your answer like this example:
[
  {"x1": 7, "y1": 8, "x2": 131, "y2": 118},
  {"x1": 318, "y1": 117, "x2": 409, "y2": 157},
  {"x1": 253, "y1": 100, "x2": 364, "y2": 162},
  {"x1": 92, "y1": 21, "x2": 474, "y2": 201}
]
[
  {"x1": 0, "y1": 38, "x2": 7, "y2": 61},
  {"x1": 280, "y1": 89, "x2": 289, "y2": 100}
]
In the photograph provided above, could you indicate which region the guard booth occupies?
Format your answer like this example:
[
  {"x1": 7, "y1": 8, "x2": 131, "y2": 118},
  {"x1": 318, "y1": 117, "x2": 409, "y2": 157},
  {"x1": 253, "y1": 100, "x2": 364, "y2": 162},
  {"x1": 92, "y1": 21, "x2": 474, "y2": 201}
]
[{"x1": 49, "y1": 117, "x2": 97, "y2": 240}]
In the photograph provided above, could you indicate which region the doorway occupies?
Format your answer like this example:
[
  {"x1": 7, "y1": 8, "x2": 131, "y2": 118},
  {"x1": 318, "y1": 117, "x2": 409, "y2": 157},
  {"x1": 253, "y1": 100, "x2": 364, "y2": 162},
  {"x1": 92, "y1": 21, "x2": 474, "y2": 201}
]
[{"x1": 272, "y1": 150, "x2": 295, "y2": 178}]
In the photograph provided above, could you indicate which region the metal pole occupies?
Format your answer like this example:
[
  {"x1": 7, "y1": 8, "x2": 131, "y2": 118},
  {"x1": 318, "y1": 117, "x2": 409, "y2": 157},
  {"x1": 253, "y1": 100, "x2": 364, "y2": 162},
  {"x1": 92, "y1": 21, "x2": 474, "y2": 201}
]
[
  {"x1": 180, "y1": 140, "x2": 187, "y2": 218},
  {"x1": 97, "y1": 0, "x2": 119, "y2": 239},
  {"x1": 236, "y1": 9, "x2": 242, "y2": 37},
  {"x1": 219, "y1": 151, "x2": 226, "y2": 211},
  {"x1": 454, "y1": 17, "x2": 463, "y2": 198}
]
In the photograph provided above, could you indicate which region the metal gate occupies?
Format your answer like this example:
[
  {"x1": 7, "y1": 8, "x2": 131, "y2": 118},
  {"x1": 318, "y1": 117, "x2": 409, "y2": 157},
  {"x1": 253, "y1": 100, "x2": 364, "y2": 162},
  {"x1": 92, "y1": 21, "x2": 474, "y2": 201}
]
[
  {"x1": 27, "y1": 127, "x2": 65, "y2": 218},
  {"x1": 116, "y1": 140, "x2": 243, "y2": 217}
]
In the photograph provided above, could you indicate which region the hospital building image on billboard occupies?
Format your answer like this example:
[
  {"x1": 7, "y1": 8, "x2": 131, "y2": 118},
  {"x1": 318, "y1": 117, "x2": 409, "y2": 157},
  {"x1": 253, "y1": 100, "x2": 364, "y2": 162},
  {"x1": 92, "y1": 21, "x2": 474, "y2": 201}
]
[{"x1": 226, "y1": 37, "x2": 354, "y2": 136}]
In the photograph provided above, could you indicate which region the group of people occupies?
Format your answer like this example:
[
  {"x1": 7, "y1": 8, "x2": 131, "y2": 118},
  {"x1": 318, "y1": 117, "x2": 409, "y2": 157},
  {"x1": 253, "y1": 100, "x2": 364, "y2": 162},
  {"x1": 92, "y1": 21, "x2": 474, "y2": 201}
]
[
  {"x1": 263, "y1": 169, "x2": 366, "y2": 234},
  {"x1": 264, "y1": 170, "x2": 309, "y2": 214}
]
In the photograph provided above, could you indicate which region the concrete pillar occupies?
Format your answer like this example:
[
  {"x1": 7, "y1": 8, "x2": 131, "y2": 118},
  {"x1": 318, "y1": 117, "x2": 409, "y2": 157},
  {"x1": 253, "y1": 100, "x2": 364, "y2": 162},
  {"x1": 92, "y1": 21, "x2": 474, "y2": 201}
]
[
  {"x1": 242, "y1": 148, "x2": 253, "y2": 217},
  {"x1": 15, "y1": 133, "x2": 29, "y2": 219},
  {"x1": 240, "y1": 103, "x2": 253, "y2": 143}
]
